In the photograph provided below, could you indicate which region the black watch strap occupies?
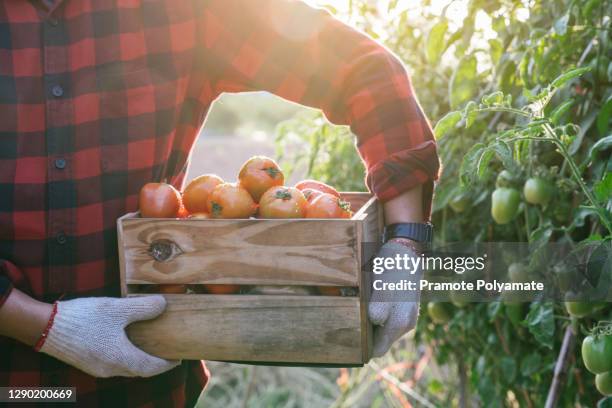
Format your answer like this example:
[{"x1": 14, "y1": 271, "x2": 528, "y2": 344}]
[{"x1": 382, "y1": 222, "x2": 433, "y2": 244}]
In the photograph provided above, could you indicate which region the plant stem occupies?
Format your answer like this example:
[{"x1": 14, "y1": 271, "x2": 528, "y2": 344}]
[{"x1": 541, "y1": 123, "x2": 612, "y2": 234}]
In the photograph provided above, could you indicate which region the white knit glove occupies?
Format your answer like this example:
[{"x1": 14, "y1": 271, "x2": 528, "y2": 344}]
[
  {"x1": 368, "y1": 241, "x2": 422, "y2": 357},
  {"x1": 39, "y1": 296, "x2": 180, "y2": 378}
]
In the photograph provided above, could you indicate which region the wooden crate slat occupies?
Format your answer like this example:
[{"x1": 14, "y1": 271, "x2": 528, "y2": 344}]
[
  {"x1": 121, "y1": 219, "x2": 360, "y2": 285},
  {"x1": 126, "y1": 295, "x2": 364, "y2": 364}
]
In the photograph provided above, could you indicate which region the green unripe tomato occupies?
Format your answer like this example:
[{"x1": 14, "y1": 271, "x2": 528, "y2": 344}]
[
  {"x1": 508, "y1": 263, "x2": 529, "y2": 283},
  {"x1": 427, "y1": 302, "x2": 453, "y2": 324},
  {"x1": 596, "y1": 372, "x2": 612, "y2": 396},
  {"x1": 491, "y1": 188, "x2": 521, "y2": 224},
  {"x1": 564, "y1": 302, "x2": 596, "y2": 318},
  {"x1": 582, "y1": 335, "x2": 612, "y2": 374},
  {"x1": 450, "y1": 290, "x2": 471, "y2": 308},
  {"x1": 449, "y1": 195, "x2": 470, "y2": 213},
  {"x1": 495, "y1": 170, "x2": 517, "y2": 188},
  {"x1": 523, "y1": 177, "x2": 554, "y2": 205}
]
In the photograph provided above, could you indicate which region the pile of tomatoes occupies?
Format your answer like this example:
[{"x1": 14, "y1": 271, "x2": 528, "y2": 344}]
[
  {"x1": 136, "y1": 156, "x2": 353, "y2": 296},
  {"x1": 138, "y1": 155, "x2": 352, "y2": 220}
]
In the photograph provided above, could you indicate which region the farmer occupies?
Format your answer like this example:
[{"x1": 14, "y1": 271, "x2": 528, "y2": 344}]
[{"x1": 0, "y1": 0, "x2": 439, "y2": 406}]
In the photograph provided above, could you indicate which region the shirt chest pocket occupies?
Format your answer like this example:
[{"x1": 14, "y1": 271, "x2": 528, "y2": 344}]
[{"x1": 96, "y1": 59, "x2": 190, "y2": 174}]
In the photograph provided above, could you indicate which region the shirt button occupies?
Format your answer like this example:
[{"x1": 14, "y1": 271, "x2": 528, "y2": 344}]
[
  {"x1": 51, "y1": 85, "x2": 64, "y2": 97},
  {"x1": 54, "y1": 158, "x2": 67, "y2": 169},
  {"x1": 48, "y1": 18, "x2": 59, "y2": 27},
  {"x1": 56, "y1": 232, "x2": 67, "y2": 245}
]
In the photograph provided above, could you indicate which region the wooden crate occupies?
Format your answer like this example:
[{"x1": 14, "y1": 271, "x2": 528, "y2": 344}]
[{"x1": 117, "y1": 192, "x2": 382, "y2": 365}]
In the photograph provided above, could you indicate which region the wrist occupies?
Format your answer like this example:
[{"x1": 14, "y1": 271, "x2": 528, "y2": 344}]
[
  {"x1": 0, "y1": 289, "x2": 54, "y2": 346},
  {"x1": 33, "y1": 302, "x2": 58, "y2": 351}
]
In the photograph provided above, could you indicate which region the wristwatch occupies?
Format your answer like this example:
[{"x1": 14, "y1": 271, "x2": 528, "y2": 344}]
[{"x1": 382, "y1": 222, "x2": 433, "y2": 244}]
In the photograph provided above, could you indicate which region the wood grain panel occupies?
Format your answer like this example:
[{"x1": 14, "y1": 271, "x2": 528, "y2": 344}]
[
  {"x1": 121, "y1": 218, "x2": 359, "y2": 285},
  {"x1": 127, "y1": 294, "x2": 364, "y2": 364}
]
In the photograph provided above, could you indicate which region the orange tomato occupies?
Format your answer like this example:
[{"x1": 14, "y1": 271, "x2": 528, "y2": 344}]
[
  {"x1": 139, "y1": 183, "x2": 182, "y2": 218},
  {"x1": 318, "y1": 286, "x2": 342, "y2": 296},
  {"x1": 177, "y1": 203, "x2": 190, "y2": 219},
  {"x1": 301, "y1": 188, "x2": 323, "y2": 203},
  {"x1": 203, "y1": 284, "x2": 241, "y2": 294},
  {"x1": 238, "y1": 156, "x2": 284, "y2": 202},
  {"x1": 207, "y1": 183, "x2": 257, "y2": 218},
  {"x1": 182, "y1": 174, "x2": 224, "y2": 214},
  {"x1": 148, "y1": 284, "x2": 188, "y2": 294},
  {"x1": 188, "y1": 212, "x2": 211, "y2": 219},
  {"x1": 295, "y1": 179, "x2": 340, "y2": 198},
  {"x1": 305, "y1": 193, "x2": 353, "y2": 218},
  {"x1": 258, "y1": 186, "x2": 308, "y2": 218}
]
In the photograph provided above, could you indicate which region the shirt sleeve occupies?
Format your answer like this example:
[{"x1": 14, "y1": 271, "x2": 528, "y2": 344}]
[
  {"x1": 0, "y1": 271, "x2": 14, "y2": 309},
  {"x1": 196, "y1": 0, "x2": 440, "y2": 216}
]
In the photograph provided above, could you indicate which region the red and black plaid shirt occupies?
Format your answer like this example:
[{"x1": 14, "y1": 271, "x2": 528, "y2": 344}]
[{"x1": 0, "y1": 0, "x2": 439, "y2": 406}]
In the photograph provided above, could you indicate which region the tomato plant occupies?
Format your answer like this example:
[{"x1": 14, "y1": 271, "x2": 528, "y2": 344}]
[{"x1": 271, "y1": 0, "x2": 612, "y2": 405}]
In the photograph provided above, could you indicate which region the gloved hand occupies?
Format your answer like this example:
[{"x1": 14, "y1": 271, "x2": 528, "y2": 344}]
[
  {"x1": 39, "y1": 295, "x2": 180, "y2": 378},
  {"x1": 368, "y1": 240, "x2": 422, "y2": 357}
]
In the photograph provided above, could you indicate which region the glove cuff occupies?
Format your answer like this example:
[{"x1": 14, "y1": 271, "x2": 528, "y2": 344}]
[{"x1": 38, "y1": 299, "x2": 98, "y2": 362}]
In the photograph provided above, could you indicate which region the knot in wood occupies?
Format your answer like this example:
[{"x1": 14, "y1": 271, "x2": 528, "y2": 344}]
[{"x1": 149, "y1": 239, "x2": 181, "y2": 262}]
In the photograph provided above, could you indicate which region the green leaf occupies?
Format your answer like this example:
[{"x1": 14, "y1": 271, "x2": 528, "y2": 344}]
[
  {"x1": 464, "y1": 101, "x2": 478, "y2": 128},
  {"x1": 477, "y1": 149, "x2": 494, "y2": 179},
  {"x1": 500, "y1": 357, "x2": 517, "y2": 383},
  {"x1": 523, "y1": 303, "x2": 555, "y2": 349},
  {"x1": 460, "y1": 143, "x2": 486, "y2": 185},
  {"x1": 529, "y1": 224, "x2": 553, "y2": 247},
  {"x1": 551, "y1": 66, "x2": 592, "y2": 88},
  {"x1": 550, "y1": 99, "x2": 574, "y2": 125},
  {"x1": 449, "y1": 56, "x2": 478, "y2": 108},
  {"x1": 597, "y1": 96, "x2": 612, "y2": 136},
  {"x1": 434, "y1": 111, "x2": 462, "y2": 139},
  {"x1": 520, "y1": 353, "x2": 542, "y2": 377},
  {"x1": 589, "y1": 135, "x2": 612, "y2": 161},
  {"x1": 426, "y1": 20, "x2": 448, "y2": 65},
  {"x1": 594, "y1": 172, "x2": 612, "y2": 203},
  {"x1": 488, "y1": 39, "x2": 503, "y2": 65},
  {"x1": 490, "y1": 140, "x2": 516, "y2": 171},
  {"x1": 482, "y1": 91, "x2": 504, "y2": 107}
]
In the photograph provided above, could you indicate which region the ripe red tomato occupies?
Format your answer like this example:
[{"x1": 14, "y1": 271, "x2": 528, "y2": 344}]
[
  {"x1": 318, "y1": 286, "x2": 342, "y2": 296},
  {"x1": 177, "y1": 203, "x2": 190, "y2": 219},
  {"x1": 258, "y1": 186, "x2": 308, "y2": 218},
  {"x1": 295, "y1": 179, "x2": 340, "y2": 198},
  {"x1": 207, "y1": 183, "x2": 257, "y2": 218},
  {"x1": 148, "y1": 284, "x2": 188, "y2": 294},
  {"x1": 203, "y1": 284, "x2": 241, "y2": 294},
  {"x1": 238, "y1": 156, "x2": 284, "y2": 202},
  {"x1": 139, "y1": 183, "x2": 181, "y2": 218},
  {"x1": 301, "y1": 188, "x2": 323, "y2": 203},
  {"x1": 188, "y1": 212, "x2": 211, "y2": 219},
  {"x1": 182, "y1": 174, "x2": 224, "y2": 214},
  {"x1": 305, "y1": 193, "x2": 352, "y2": 218}
]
